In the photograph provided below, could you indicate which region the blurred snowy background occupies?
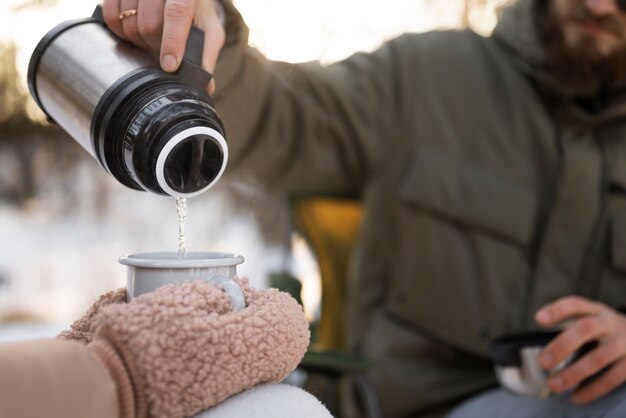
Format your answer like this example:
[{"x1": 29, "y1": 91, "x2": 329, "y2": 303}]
[{"x1": 0, "y1": 0, "x2": 508, "y2": 341}]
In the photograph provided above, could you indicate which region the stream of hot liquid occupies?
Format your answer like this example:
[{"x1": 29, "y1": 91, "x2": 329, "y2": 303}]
[{"x1": 176, "y1": 197, "x2": 187, "y2": 259}]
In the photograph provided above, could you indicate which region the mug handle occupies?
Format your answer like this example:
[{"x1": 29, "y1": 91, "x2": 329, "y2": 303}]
[{"x1": 211, "y1": 275, "x2": 247, "y2": 311}]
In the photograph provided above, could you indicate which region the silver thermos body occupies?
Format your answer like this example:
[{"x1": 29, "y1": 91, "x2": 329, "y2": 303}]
[{"x1": 28, "y1": 6, "x2": 227, "y2": 198}]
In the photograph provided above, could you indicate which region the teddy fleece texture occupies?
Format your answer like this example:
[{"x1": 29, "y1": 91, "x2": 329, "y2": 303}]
[
  {"x1": 59, "y1": 287, "x2": 129, "y2": 344},
  {"x1": 61, "y1": 278, "x2": 310, "y2": 418}
]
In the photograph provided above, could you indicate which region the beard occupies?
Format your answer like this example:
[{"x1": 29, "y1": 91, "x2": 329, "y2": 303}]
[{"x1": 535, "y1": 0, "x2": 626, "y2": 95}]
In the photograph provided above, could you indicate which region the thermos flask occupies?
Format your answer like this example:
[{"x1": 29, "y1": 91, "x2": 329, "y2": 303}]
[{"x1": 27, "y1": 6, "x2": 227, "y2": 198}]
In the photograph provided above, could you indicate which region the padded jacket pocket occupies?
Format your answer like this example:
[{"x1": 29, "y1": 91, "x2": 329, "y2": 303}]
[
  {"x1": 595, "y1": 183, "x2": 626, "y2": 311},
  {"x1": 398, "y1": 148, "x2": 537, "y2": 247},
  {"x1": 387, "y1": 148, "x2": 538, "y2": 354}
]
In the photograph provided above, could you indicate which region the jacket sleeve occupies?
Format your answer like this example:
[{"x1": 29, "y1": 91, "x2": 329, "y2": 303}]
[
  {"x1": 0, "y1": 339, "x2": 119, "y2": 418},
  {"x1": 213, "y1": 1, "x2": 406, "y2": 197}
]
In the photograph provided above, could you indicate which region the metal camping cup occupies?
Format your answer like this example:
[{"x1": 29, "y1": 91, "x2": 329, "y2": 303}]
[
  {"x1": 489, "y1": 331, "x2": 597, "y2": 398},
  {"x1": 27, "y1": 6, "x2": 227, "y2": 198},
  {"x1": 119, "y1": 252, "x2": 246, "y2": 310},
  {"x1": 489, "y1": 331, "x2": 559, "y2": 398}
]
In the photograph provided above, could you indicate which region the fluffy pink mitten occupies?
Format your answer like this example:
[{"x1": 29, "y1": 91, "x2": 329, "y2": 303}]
[
  {"x1": 87, "y1": 277, "x2": 310, "y2": 418},
  {"x1": 59, "y1": 287, "x2": 128, "y2": 344}
]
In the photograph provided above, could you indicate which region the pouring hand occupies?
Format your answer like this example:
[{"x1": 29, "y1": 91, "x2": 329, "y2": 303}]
[
  {"x1": 101, "y1": 0, "x2": 225, "y2": 94},
  {"x1": 535, "y1": 296, "x2": 626, "y2": 404}
]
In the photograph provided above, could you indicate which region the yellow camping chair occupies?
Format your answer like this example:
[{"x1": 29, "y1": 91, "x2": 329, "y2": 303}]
[
  {"x1": 289, "y1": 196, "x2": 382, "y2": 418},
  {"x1": 292, "y1": 197, "x2": 362, "y2": 350}
]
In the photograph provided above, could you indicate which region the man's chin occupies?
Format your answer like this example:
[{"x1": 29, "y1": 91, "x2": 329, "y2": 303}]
[{"x1": 548, "y1": 37, "x2": 626, "y2": 93}]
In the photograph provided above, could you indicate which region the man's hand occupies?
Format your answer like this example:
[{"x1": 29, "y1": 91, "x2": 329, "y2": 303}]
[
  {"x1": 536, "y1": 296, "x2": 626, "y2": 404},
  {"x1": 102, "y1": 0, "x2": 225, "y2": 94}
]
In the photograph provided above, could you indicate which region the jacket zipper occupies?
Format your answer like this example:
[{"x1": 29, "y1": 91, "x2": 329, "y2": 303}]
[{"x1": 587, "y1": 142, "x2": 609, "y2": 298}]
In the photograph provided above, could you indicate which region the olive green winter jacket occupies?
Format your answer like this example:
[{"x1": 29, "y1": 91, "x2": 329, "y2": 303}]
[{"x1": 213, "y1": 0, "x2": 626, "y2": 416}]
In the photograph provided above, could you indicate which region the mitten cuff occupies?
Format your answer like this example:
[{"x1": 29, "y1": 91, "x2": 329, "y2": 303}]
[{"x1": 89, "y1": 338, "x2": 147, "y2": 418}]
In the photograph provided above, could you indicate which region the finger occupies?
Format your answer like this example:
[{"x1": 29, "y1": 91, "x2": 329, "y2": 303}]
[
  {"x1": 193, "y1": 0, "x2": 225, "y2": 94},
  {"x1": 541, "y1": 316, "x2": 609, "y2": 370},
  {"x1": 137, "y1": 0, "x2": 166, "y2": 51},
  {"x1": 571, "y1": 357, "x2": 626, "y2": 404},
  {"x1": 119, "y1": 0, "x2": 150, "y2": 50},
  {"x1": 547, "y1": 339, "x2": 623, "y2": 394},
  {"x1": 160, "y1": 0, "x2": 197, "y2": 72},
  {"x1": 102, "y1": 0, "x2": 125, "y2": 40},
  {"x1": 536, "y1": 296, "x2": 601, "y2": 327},
  {"x1": 207, "y1": 79, "x2": 217, "y2": 95},
  {"x1": 202, "y1": 16, "x2": 225, "y2": 94},
  {"x1": 194, "y1": 0, "x2": 225, "y2": 73}
]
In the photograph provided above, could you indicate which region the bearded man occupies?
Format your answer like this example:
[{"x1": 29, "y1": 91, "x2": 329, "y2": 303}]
[{"x1": 101, "y1": 0, "x2": 626, "y2": 416}]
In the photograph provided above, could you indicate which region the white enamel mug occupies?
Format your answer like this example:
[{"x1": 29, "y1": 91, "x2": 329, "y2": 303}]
[{"x1": 119, "y1": 251, "x2": 246, "y2": 310}]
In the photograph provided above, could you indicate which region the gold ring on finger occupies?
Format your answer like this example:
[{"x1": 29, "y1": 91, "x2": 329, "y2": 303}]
[{"x1": 118, "y1": 9, "x2": 137, "y2": 20}]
